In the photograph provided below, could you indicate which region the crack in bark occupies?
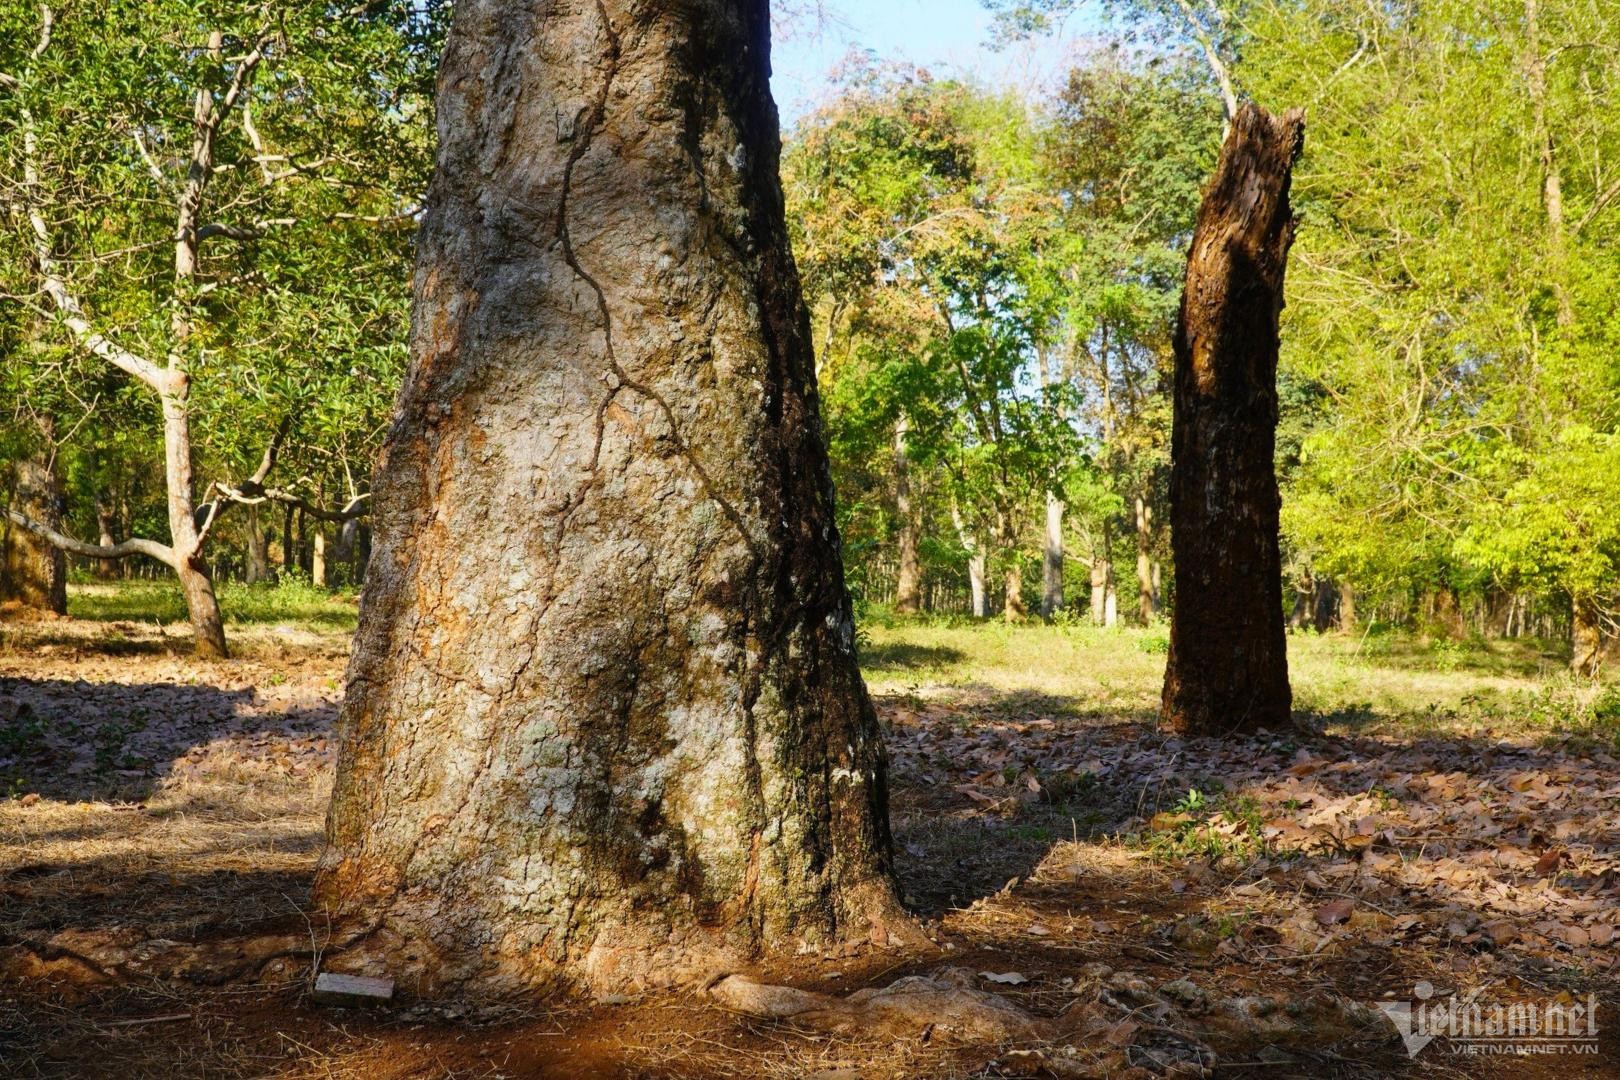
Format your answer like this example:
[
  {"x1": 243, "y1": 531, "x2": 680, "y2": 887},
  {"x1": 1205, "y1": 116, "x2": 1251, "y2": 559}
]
[{"x1": 549, "y1": 0, "x2": 759, "y2": 565}]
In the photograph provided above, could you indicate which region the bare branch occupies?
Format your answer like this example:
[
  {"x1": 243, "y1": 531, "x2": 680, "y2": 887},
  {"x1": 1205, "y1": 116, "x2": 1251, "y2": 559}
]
[{"x1": 3, "y1": 508, "x2": 175, "y2": 566}]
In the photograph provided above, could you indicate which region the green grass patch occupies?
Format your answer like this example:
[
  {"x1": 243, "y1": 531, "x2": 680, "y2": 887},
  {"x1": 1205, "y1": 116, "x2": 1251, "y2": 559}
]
[{"x1": 68, "y1": 577, "x2": 359, "y2": 630}]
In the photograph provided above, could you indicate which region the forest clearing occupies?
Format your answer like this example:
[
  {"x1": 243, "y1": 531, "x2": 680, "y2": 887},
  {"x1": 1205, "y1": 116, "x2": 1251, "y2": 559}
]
[{"x1": 2, "y1": 585, "x2": 1616, "y2": 1077}]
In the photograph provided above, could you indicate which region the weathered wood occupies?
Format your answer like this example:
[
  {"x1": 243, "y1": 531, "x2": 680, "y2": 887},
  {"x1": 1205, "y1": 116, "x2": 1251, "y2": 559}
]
[
  {"x1": 311, "y1": 972, "x2": 395, "y2": 1007},
  {"x1": 1160, "y1": 103, "x2": 1303, "y2": 736}
]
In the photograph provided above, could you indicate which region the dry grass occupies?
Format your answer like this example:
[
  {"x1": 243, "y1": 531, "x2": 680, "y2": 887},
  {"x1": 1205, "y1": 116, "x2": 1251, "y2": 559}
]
[{"x1": 1, "y1": 590, "x2": 1617, "y2": 1078}]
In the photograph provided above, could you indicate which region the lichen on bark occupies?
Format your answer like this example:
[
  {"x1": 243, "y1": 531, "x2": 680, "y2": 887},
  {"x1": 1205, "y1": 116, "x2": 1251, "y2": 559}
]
[{"x1": 315, "y1": 0, "x2": 907, "y2": 997}]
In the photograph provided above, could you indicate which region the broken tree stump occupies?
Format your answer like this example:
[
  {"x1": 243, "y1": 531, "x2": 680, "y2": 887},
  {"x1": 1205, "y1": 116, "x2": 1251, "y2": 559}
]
[{"x1": 1160, "y1": 102, "x2": 1304, "y2": 737}]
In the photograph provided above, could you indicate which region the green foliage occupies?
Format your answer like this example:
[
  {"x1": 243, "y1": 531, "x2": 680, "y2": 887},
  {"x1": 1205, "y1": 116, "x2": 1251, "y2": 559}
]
[
  {"x1": 68, "y1": 577, "x2": 357, "y2": 629},
  {"x1": 0, "y1": 1, "x2": 444, "y2": 557}
]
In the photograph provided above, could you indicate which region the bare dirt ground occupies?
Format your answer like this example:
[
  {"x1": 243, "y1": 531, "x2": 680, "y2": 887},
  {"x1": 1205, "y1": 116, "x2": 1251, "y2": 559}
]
[{"x1": 2, "y1": 601, "x2": 1617, "y2": 1078}]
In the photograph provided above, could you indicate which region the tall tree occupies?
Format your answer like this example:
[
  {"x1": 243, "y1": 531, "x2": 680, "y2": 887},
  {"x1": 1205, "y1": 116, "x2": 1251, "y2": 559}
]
[
  {"x1": 1160, "y1": 103, "x2": 1300, "y2": 736},
  {"x1": 315, "y1": 0, "x2": 909, "y2": 994},
  {"x1": 0, "y1": 1, "x2": 434, "y2": 651}
]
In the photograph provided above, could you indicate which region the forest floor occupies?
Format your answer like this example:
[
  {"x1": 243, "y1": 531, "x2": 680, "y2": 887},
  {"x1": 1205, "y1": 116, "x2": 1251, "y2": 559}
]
[{"x1": 2, "y1": 584, "x2": 1619, "y2": 1078}]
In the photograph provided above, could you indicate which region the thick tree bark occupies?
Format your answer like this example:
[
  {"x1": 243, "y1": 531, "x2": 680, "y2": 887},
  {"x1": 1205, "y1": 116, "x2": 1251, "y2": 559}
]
[
  {"x1": 316, "y1": 0, "x2": 906, "y2": 997},
  {"x1": 1160, "y1": 103, "x2": 1300, "y2": 736},
  {"x1": 892, "y1": 421, "x2": 921, "y2": 615},
  {"x1": 1338, "y1": 579, "x2": 1356, "y2": 631},
  {"x1": 1, "y1": 455, "x2": 67, "y2": 615}
]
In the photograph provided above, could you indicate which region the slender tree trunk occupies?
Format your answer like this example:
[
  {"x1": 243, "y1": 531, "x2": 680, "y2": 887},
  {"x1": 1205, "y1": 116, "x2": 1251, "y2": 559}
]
[
  {"x1": 1, "y1": 454, "x2": 68, "y2": 615},
  {"x1": 1134, "y1": 494, "x2": 1154, "y2": 624},
  {"x1": 1311, "y1": 576, "x2": 1338, "y2": 633},
  {"x1": 282, "y1": 503, "x2": 295, "y2": 573},
  {"x1": 1572, "y1": 596, "x2": 1603, "y2": 676},
  {"x1": 312, "y1": 529, "x2": 328, "y2": 589},
  {"x1": 1037, "y1": 346, "x2": 1063, "y2": 619},
  {"x1": 1002, "y1": 562, "x2": 1026, "y2": 621},
  {"x1": 94, "y1": 497, "x2": 121, "y2": 580},
  {"x1": 1104, "y1": 582, "x2": 1118, "y2": 628},
  {"x1": 1160, "y1": 104, "x2": 1300, "y2": 736},
  {"x1": 156, "y1": 383, "x2": 227, "y2": 657},
  {"x1": 1090, "y1": 555, "x2": 1109, "y2": 626},
  {"x1": 952, "y1": 504, "x2": 988, "y2": 618},
  {"x1": 244, "y1": 502, "x2": 272, "y2": 584},
  {"x1": 346, "y1": 520, "x2": 370, "y2": 585},
  {"x1": 1339, "y1": 579, "x2": 1356, "y2": 631},
  {"x1": 892, "y1": 421, "x2": 921, "y2": 615},
  {"x1": 1042, "y1": 494, "x2": 1063, "y2": 619},
  {"x1": 1525, "y1": 0, "x2": 1573, "y2": 327},
  {"x1": 1289, "y1": 569, "x2": 1313, "y2": 630},
  {"x1": 316, "y1": 0, "x2": 906, "y2": 997}
]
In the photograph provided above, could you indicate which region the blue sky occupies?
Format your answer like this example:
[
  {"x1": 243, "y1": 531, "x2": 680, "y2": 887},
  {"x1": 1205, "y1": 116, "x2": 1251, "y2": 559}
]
[{"x1": 769, "y1": 0, "x2": 1100, "y2": 126}]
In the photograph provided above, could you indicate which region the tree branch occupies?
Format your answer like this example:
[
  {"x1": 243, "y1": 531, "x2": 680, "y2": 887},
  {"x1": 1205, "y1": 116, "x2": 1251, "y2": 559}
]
[
  {"x1": 12, "y1": 4, "x2": 170, "y2": 393},
  {"x1": 3, "y1": 508, "x2": 175, "y2": 565}
]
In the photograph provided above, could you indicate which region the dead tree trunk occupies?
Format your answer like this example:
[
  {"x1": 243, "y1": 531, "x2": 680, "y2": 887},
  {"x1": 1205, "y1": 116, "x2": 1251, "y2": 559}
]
[
  {"x1": 1, "y1": 455, "x2": 67, "y2": 615},
  {"x1": 1160, "y1": 103, "x2": 1301, "y2": 737},
  {"x1": 315, "y1": 0, "x2": 907, "y2": 997}
]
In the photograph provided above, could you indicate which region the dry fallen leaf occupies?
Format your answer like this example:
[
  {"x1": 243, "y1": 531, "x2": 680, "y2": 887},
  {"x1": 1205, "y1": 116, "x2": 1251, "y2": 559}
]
[{"x1": 1315, "y1": 898, "x2": 1355, "y2": 927}]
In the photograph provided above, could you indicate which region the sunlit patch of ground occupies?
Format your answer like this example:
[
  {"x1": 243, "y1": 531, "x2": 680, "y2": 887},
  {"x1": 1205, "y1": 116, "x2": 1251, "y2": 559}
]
[{"x1": 1, "y1": 589, "x2": 1616, "y2": 1077}]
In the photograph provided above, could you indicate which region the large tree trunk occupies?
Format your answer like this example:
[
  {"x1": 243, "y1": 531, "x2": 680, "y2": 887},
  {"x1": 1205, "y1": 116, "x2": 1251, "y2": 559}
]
[
  {"x1": 1, "y1": 455, "x2": 68, "y2": 615},
  {"x1": 892, "y1": 421, "x2": 921, "y2": 615},
  {"x1": 1160, "y1": 103, "x2": 1300, "y2": 737},
  {"x1": 316, "y1": 0, "x2": 906, "y2": 997}
]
